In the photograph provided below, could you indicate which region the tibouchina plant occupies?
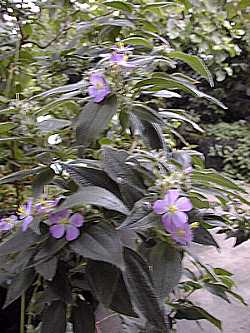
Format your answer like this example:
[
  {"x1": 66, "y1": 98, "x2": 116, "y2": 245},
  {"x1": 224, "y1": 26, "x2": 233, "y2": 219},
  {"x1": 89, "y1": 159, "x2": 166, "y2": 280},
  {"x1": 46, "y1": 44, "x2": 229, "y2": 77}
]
[{"x1": 0, "y1": 2, "x2": 249, "y2": 333}]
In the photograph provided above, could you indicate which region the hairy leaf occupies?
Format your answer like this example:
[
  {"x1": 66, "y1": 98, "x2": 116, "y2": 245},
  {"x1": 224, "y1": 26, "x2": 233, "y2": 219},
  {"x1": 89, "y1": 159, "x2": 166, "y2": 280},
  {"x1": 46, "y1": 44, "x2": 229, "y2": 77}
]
[
  {"x1": 149, "y1": 242, "x2": 182, "y2": 302},
  {"x1": 123, "y1": 247, "x2": 170, "y2": 332},
  {"x1": 58, "y1": 186, "x2": 129, "y2": 215},
  {"x1": 70, "y1": 223, "x2": 123, "y2": 268}
]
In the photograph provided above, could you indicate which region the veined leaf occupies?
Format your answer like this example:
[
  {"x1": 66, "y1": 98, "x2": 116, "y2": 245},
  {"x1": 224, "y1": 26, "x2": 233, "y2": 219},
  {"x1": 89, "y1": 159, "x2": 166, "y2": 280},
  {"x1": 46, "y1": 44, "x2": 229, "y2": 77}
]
[
  {"x1": 76, "y1": 95, "x2": 117, "y2": 147},
  {"x1": 160, "y1": 111, "x2": 204, "y2": 132},
  {"x1": 31, "y1": 80, "x2": 85, "y2": 99},
  {"x1": 174, "y1": 303, "x2": 222, "y2": 330},
  {"x1": 0, "y1": 167, "x2": 45, "y2": 185},
  {"x1": 41, "y1": 301, "x2": 66, "y2": 333},
  {"x1": 122, "y1": 37, "x2": 153, "y2": 48},
  {"x1": 72, "y1": 299, "x2": 96, "y2": 333},
  {"x1": 37, "y1": 118, "x2": 71, "y2": 132},
  {"x1": 70, "y1": 223, "x2": 124, "y2": 268},
  {"x1": 149, "y1": 242, "x2": 182, "y2": 302},
  {"x1": 32, "y1": 167, "x2": 55, "y2": 198},
  {"x1": 58, "y1": 186, "x2": 129, "y2": 215},
  {"x1": 4, "y1": 269, "x2": 36, "y2": 308},
  {"x1": 124, "y1": 247, "x2": 170, "y2": 332},
  {"x1": 103, "y1": 1, "x2": 133, "y2": 12},
  {"x1": 168, "y1": 51, "x2": 214, "y2": 86}
]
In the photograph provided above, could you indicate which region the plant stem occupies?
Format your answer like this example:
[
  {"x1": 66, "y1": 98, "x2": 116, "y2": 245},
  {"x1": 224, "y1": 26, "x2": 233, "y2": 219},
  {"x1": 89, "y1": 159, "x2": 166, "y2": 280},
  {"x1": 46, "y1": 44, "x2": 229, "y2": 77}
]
[{"x1": 20, "y1": 293, "x2": 26, "y2": 333}]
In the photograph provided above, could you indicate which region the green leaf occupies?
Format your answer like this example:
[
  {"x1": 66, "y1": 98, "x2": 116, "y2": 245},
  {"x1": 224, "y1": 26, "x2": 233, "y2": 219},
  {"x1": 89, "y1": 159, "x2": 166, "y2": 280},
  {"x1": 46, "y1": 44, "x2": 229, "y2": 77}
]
[
  {"x1": 0, "y1": 167, "x2": 45, "y2": 185},
  {"x1": 63, "y1": 163, "x2": 120, "y2": 195},
  {"x1": 103, "y1": 1, "x2": 133, "y2": 12},
  {"x1": 122, "y1": 37, "x2": 153, "y2": 48},
  {"x1": 123, "y1": 247, "x2": 170, "y2": 332},
  {"x1": 86, "y1": 260, "x2": 120, "y2": 307},
  {"x1": 132, "y1": 104, "x2": 164, "y2": 125},
  {"x1": 120, "y1": 212, "x2": 158, "y2": 230},
  {"x1": 32, "y1": 167, "x2": 55, "y2": 198},
  {"x1": 134, "y1": 78, "x2": 197, "y2": 95},
  {"x1": 34, "y1": 238, "x2": 66, "y2": 264},
  {"x1": 168, "y1": 51, "x2": 214, "y2": 86},
  {"x1": 192, "y1": 170, "x2": 245, "y2": 193},
  {"x1": 4, "y1": 269, "x2": 36, "y2": 308},
  {"x1": 160, "y1": 111, "x2": 204, "y2": 132},
  {"x1": 87, "y1": 260, "x2": 136, "y2": 317},
  {"x1": 0, "y1": 229, "x2": 42, "y2": 256},
  {"x1": 72, "y1": 299, "x2": 96, "y2": 333},
  {"x1": 76, "y1": 95, "x2": 117, "y2": 147},
  {"x1": 174, "y1": 303, "x2": 222, "y2": 330},
  {"x1": 149, "y1": 242, "x2": 182, "y2": 302},
  {"x1": 31, "y1": 80, "x2": 85, "y2": 99},
  {"x1": 192, "y1": 226, "x2": 219, "y2": 248},
  {"x1": 70, "y1": 223, "x2": 124, "y2": 268},
  {"x1": 41, "y1": 301, "x2": 66, "y2": 333},
  {"x1": 0, "y1": 122, "x2": 16, "y2": 134},
  {"x1": 58, "y1": 186, "x2": 129, "y2": 215},
  {"x1": 102, "y1": 146, "x2": 145, "y2": 190},
  {"x1": 37, "y1": 118, "x2": 71, "y2": 132},
  {"x1": 35, "y1": 256, "x2": 58, "y2": 281},
  {"x1": 47, "y1": 264, "x2": 72, "y2": 304}
]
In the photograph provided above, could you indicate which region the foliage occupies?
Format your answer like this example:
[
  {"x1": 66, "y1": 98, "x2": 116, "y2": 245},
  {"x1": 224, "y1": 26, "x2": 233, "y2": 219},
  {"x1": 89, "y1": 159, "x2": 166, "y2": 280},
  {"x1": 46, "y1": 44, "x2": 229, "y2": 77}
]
[
  {"x1": 207, "y1": 122, "x2": 250, "y2": 181},
  {"x1": 165, "y1": 0, "x2": 250, "y2": 81},
  {"x1": 0, "y1": 1, "x2": 249, "y2": 333}
]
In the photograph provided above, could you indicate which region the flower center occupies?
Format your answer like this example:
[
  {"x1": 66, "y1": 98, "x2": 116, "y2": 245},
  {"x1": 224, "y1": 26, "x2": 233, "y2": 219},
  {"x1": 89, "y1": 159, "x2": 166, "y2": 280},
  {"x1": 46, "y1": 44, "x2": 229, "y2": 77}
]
[
  {"x1": 18, "y1": 207, "x2": 28, "y2": 216},
  {"x1": 95, "y1": 82, "x2": 104, "y2": 89},
  {"x1": 60, "y1": 218, "x2": 69, "y2": 225},
  {"x1": 168, "y1": 205, "x2": 178, "y2": 214},
  {"x1": 176, "y1": 228, "x2": 185, "y2": 237}
]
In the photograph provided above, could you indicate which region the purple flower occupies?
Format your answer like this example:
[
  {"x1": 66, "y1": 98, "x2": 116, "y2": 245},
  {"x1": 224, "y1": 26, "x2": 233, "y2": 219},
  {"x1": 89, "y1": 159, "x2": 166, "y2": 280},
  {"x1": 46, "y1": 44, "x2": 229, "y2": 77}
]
[
  {"x1": 110, "y1": 52, "x2": 136, "y2": 68},
  {"x1": 18, "y1": 198, "x2": 33, "y2": 231},
  {"x1": 153, "y1": 189, "x2": 192, "y2": 230},
  {"x1": 88, "y1": 73, "x2": 111, "y2": 103},
  {"x1": 0, "y1": 215, "x2": 18, "y2": 232},
  {"x1": 49, "y1": 209, "x2": 84, "y2": 241},
  {"x1": 184, "y1": 166, "x2": 193, "y2": 174},
  {"x1": 167, "y1": 222, "x2": 193, "y2": 246},
  {"x1": 35, "y1": 198, "x2": 59, "y2": 214}
]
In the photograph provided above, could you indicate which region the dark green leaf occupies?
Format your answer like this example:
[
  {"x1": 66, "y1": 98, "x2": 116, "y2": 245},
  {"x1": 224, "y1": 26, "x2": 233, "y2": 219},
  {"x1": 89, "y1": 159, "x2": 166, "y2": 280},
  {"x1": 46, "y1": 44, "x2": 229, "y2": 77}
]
[
  {"x1": 38, "y1": 118, "x2": 71, "y2": 132},
  {"x1": 168, "y1": 51, "x2": 214, "y2": 86},
  {"x1": 102, "y1": 146, "x2": 145, "y2": 190},
  {"x1": 32, "y1": 80, "x2": 85, "y2": 99},
  {"x1": 103, "y1": 1, "x2": 133, "y2": 12},
  {"x1": 41, "y1": 301, "x2": 66, "y2": 333},
  {"x1": 32, "y1": 167, "x2": 55, "y2": 198},
  {"x1": 34, "y1": 238, "x2": 66, "y2": 264},
  {"x1": 70, "y1": 223, "x2": 123, "y2": 268},
  {"x1": 123, "y1": 247, "x2": 170, "y2": 332},
  {"x1": 76, "y1": 95, "x2": 117, "y2": 147},
  {"x1": 4, "y1": 269, "x2": 36, "y2": 308},
  {"x1": 132, "y1": 104, "x2": 164, "y2": 125},
  {"x1": 122, "y1": 37, "x2": 153, "y2": 48},
  {"x1": 192, "y1": 170, "x2": 245, "y2": 193},
  {"x1": 58, "y1": 186, "x2": 129, "y2": 215},
  {"x1": 47, "y1": 264, "x2": 72, "y2": 304},
  {"x1": 149, "y1": 242, "x2": 182, "y2": 302},
  {"x1": 35, "y1": 256, "x2": 58, "y2": 281},
  {"x1": 87, "y1": 260, "x2": 136, "y2": 317},
  {"x1": 192, "y1": 226, "x2": 219, "y2": 248},
  {"x1": 0, "y1": 167, "x2": 44, "y2": 185},
  {"x1": 63, "y1": 163, "x2": 120, "y2": 195},
  {"x1": 120, "y1": 212, "x2": 158, "y2": 230},
  {"x1": 174, "y1": 303, "x2": 222, "y2": 330},
  {"x1": 72, "y1": 299, "x2": 96, "y2": 333},
  {"x1": 0, "y1": 229, "x2": 42, "y2": 256}
]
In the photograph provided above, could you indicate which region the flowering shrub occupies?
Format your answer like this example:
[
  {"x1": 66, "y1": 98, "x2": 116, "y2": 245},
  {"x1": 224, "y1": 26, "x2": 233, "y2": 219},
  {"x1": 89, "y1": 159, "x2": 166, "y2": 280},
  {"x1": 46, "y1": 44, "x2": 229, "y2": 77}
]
[{"x1": 0, "y1": 1, "x2": 249, "y2": 333}]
